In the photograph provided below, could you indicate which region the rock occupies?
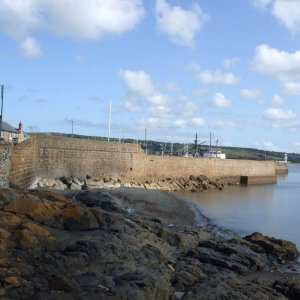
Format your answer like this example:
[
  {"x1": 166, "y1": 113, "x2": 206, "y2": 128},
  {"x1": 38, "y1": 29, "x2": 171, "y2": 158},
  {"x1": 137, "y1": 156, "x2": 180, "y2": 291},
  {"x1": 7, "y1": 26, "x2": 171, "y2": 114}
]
[
  {"x1": 69, "y1": 182, "x2": 82, "y2": 190},
  {"x1": 62, "y1": 206, "x2": 99, "y2": 231},
  {"x1": 1, "y1": 188, "x2": 299, "y2": 299},
  {"x1": 175, "y1": 291, "x2": 185, "y2": 299},
  {"x1": 273, "y1": 275, "x2": 300, "y2": 299},
  {"x1": 3, "y1": 193, "x2": 60, "y2": 224},
  {"x1": 244, "y1": 232, "x2": 299, "y2": 262}
]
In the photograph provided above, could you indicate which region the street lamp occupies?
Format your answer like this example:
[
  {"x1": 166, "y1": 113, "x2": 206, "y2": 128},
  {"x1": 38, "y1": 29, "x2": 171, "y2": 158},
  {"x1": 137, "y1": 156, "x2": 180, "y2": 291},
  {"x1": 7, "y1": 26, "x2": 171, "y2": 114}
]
[{"x1": 0, "y1": 84, "x2": 4, "y2": 140}]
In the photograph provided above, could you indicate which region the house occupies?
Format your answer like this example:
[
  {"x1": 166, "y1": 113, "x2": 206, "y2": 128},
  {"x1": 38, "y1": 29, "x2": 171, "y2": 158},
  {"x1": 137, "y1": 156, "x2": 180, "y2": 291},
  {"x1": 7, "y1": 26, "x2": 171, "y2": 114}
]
[{"x1": 0, "y1": 121, "x2": 25, "y2": 144}]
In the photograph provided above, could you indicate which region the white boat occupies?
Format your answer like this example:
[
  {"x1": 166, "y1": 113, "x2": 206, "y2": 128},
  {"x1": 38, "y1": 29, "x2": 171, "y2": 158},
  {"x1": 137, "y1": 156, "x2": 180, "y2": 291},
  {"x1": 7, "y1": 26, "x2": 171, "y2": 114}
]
[
  {"x1": 203, "y1": 133, "x2": 226, "y2": 159},
  {"x1": 203, "y1": 150, "x2": 226, "y2": 159}
]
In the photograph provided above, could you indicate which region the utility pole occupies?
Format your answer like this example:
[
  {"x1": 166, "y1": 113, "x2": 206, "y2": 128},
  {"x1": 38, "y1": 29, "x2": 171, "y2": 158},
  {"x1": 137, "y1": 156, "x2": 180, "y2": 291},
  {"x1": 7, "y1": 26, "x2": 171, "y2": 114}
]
[
  {"x1": 108, "y1": 101, "x2": 112, "y2": 142},
  {"x1": 171, "y1": 131, "x2": 174, "y2": 156},
  {"x1": 0, "y1": 85, "x2": 3, "y2": 140},
  {"x1": 194, "y1": 133, "x2": 198, "y2": 157},
  {"x1": 118, "y1": 126, "x2": 121, "y2": 142},
  {"x1": 65, "y1": 119, "x2": 74, "y2": 138}
]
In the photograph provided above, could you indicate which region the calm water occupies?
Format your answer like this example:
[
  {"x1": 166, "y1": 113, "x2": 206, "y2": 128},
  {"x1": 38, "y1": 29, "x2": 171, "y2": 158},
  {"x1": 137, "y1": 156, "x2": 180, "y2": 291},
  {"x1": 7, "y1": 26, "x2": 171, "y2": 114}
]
[{"x1": 179, "y1": 165, "x2": 300, "y2": 249}]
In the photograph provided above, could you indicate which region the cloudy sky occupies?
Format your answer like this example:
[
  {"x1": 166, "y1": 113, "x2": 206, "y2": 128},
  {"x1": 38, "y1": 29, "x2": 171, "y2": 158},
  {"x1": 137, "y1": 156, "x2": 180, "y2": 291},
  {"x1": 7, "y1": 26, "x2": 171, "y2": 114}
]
[{"x1": 1, "y1": 0, "x2": 300, "y2": 153}]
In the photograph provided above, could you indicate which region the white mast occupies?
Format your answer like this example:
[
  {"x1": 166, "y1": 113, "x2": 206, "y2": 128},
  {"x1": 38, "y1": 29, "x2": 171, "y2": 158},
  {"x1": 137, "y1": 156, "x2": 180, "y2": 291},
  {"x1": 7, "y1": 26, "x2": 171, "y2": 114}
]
[{"x1": 108, "y1": 100, "x2": 112, "y2": 142}]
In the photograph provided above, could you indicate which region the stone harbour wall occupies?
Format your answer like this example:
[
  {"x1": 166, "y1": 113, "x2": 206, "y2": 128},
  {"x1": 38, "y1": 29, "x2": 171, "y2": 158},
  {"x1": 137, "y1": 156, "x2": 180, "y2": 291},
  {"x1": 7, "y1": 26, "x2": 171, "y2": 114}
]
[
  {"x1": 0, "y1": 143, "x2": 12, "y2": 187},
  {"x1": 9, "y1": 138, "x2": 39, "y2": 188},
  {"x1": 7, "y1": 136, "x2": 277, "y2": 188}
]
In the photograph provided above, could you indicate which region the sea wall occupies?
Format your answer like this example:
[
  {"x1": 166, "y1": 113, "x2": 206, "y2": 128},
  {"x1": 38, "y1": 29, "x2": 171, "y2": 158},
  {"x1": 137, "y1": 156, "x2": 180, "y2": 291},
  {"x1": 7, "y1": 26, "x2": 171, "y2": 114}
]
[
  {"x1": 9, "y1": 138, "x2": 39, "y2": 188},
  {"x1": 131, "y1": 154, "x2": 276, "y2": 182},
  {"x1": 8, "y1": 137, "x2": 277, "y2": 188},
  {"x1": 0, "y1": 143, "x2": 12, "y2": 188},
  {"x1": 275, "y1": 162, "x2": 288, "y2": 175}
]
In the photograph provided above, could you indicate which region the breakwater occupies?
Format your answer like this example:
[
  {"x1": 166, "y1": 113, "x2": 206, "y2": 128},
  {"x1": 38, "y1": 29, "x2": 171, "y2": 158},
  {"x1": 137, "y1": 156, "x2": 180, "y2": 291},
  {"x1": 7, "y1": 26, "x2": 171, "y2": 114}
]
[{"x1": 1, "y1": 136, "x2": 279, "y2": 188}]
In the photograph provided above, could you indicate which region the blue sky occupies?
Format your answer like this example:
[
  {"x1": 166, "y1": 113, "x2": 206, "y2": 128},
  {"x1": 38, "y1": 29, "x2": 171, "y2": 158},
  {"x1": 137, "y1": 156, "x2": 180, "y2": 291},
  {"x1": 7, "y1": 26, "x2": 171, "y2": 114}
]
[{"x1": 1, "y1": 0, "x2": 300, "y2": 153}]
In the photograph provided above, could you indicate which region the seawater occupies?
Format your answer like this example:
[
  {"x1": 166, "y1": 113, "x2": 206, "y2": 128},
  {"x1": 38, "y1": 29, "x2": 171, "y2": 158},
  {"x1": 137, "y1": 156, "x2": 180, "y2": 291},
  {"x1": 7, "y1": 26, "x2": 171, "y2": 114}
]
[{"x1": 179, "y1": 164, "x2": 300, "y2": 249}]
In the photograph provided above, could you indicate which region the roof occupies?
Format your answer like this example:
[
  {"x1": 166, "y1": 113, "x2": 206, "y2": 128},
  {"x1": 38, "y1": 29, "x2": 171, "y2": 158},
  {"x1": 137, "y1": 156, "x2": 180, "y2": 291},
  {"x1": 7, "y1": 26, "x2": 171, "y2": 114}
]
[{"x1": 1, "y1": 121, "x2": 18, "y2": 133}]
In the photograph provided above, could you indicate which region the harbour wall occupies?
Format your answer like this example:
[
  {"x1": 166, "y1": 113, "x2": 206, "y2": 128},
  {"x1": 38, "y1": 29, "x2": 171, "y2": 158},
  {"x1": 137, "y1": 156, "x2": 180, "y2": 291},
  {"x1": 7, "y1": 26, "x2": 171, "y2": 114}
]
[
  {"x1": 0, "y1": 143, "x2": 12, "y2": 188},
  {"x1": 275, "y1": 162, "x2": 289, "y2": 175},
  {"x1": 5, "y1": 136, "x2": 277, "y2": 188}
]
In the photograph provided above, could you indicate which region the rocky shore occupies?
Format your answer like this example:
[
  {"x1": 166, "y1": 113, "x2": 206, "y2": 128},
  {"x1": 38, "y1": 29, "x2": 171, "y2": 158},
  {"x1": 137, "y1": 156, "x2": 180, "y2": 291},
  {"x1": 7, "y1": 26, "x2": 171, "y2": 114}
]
[
  {"x1": 0, "y1": 186, "x2": 300, "y2": 299},
  {"x1": 32, "y1": 174, "x2": 239, "y2": 192}
]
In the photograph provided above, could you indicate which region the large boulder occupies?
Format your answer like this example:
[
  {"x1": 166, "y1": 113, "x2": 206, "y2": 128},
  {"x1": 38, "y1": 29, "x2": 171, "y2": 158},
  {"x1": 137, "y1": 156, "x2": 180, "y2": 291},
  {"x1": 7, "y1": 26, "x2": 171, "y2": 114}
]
[
  {"x1": 244, "y1": 232, "x2": 299, "y2": 263},
  {"x1": 3, "y1": 193, "x2": 60, "y2": 224}
]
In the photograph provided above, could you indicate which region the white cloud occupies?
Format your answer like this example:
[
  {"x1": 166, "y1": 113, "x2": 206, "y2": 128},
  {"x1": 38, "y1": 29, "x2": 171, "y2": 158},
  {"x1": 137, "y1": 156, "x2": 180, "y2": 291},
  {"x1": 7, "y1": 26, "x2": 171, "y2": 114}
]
[
  {"x1": 198, "y1": 70, "x2": 240, "y2": 85},
  {"x1": 272, "y1": 94, "x2": 285, "y2": 105},
  {"x1": 284, "y1": 81, "x2": 300, "y2": 95},
  {"x1": 240, "y1": 88, "x2": 261, "y2": 99},
  {"x1": 155, "y1": 0, "x2": 210, "y2": 47},
  {"x1": 148, "y1": 93, "x2": 171, "y2": 106},
  {"x1": 212, "y1": 120, "x2": 237, "y2": 129},
  {"x1": 223, "y1": 57, "x2": 240, "y2": 69},
  {"x1": 272, "y1": 0, "x2": 300, "y2": 34},
  {"x1": 263, "y1": 107, "x2": 300, "y2": 129},
  {"x1": 120, "y1": 69, "x2": 172, "y2": 116},
  {"x1": 174, "y1": 119, "x2": 188, "y2": 128},
  {"x1": 177, "y1": 98, "x2": 198, "y2": 116},
  {"x1": 139, "y1": 117, "x2": 161, "y2": 128},
  {"x1": 148, "y1": 105, "x2": 171, "y2": 117},
  {"x1": 194, "y1": 88, "x2": 207, "y2": 97},
  {"x1": 0, "y1": 0, "x2": 42, "y2": 38},
  {"x1": 191, "y1": 117, "x2": 206, "y2": 126},
  {"x1": 252, "y1": 44, "x2": 300, "y2": 94},
  {"x1": 252, "y1": 0, "x2": 300, "y2": 34},
  {"x1": 0, "y1": 0, "x2": 145, "y2": 57},
  {"x1": 120, "y1": 69, "x2": 154, "y2": 98},
  {"x1": 264, "y1": 108, "x2": 296, "y2": 121},
  {"x1": 251, "y1": 0, "x2": 273, "y2": 9},
  {"x1": 20, "y1": 37, "x2": 42, "y2": 58},
  {"x1": 212, "y1": 93, "x2": 231, "y2": 108},
  {"x1": 252, "y1": 44, "x2": 300, "y2": 81}
]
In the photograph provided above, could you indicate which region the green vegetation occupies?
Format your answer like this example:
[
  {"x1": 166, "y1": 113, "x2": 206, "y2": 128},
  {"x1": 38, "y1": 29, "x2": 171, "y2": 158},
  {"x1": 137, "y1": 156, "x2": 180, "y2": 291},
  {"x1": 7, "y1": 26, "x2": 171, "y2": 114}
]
[{"x1": 28, "y1": 132, "x2": 300, "y2": 163}]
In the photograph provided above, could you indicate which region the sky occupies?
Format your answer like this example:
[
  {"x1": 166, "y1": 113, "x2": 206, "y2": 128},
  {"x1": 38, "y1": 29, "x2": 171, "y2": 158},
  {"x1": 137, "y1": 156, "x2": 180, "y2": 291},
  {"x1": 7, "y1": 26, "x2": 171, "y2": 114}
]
[{"x1": 0, "y1": 0, "x2": 300, "y2": 154}]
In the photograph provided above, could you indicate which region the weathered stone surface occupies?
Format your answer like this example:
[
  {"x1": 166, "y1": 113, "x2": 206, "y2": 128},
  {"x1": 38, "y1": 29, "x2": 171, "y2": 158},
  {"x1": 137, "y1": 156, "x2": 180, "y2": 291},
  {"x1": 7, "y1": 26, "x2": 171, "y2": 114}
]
[
  {"x1": 3, "y1": 193, "x2": 60, "y2": 223},
  {"x1": 61, "y1": 206, "x2": 99, "y2": 231}
]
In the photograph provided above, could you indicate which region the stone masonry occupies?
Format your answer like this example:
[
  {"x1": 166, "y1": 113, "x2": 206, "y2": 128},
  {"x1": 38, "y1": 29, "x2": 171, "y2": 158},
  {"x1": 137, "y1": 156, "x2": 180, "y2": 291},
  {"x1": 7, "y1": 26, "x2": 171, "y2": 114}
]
[
  {"x1": 7, "y1": 136, "x2": 277, "y2": 189},
  {"x1": 0, "y1": 143, "x2": 12, "y2": 188}
]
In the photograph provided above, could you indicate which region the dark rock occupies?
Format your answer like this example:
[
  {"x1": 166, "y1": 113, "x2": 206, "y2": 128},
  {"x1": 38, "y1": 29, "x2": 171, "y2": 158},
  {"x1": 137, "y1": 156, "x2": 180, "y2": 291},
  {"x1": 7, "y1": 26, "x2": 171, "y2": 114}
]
[{"x1": 244, "y1": 232, "x2": 299, "y2": 263}]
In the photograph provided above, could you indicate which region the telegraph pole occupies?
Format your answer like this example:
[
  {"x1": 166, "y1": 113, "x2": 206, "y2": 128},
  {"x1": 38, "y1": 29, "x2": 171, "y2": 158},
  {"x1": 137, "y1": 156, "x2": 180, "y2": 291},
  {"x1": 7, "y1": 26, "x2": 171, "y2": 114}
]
[
  {"x1": 0, "y1": 85, "x2": 4, "y2": 139},
  {"x1": 108, "y1": 101, "x2": 112, "y2": 142},
  {"x1": 171, "y1": 131, "x2": 174, "y2": 156},
  {"x1": 65, "y1": 118, "x2": 74, "y2": 138}
]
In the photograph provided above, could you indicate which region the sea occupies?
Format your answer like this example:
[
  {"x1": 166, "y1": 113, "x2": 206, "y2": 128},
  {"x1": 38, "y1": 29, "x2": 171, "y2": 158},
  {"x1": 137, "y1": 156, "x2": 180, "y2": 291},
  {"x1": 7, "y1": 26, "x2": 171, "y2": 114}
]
[{"x1": 178, "y1": 164, "x2": 300, "y2": 250}]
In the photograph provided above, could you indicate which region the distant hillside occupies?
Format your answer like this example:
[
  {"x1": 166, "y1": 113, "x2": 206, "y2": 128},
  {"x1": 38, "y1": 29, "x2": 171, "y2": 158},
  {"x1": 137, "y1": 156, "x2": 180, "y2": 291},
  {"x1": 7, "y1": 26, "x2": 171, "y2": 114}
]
[{"x1": 28, "y1": 132, "x2": 300, "y2": 163}]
